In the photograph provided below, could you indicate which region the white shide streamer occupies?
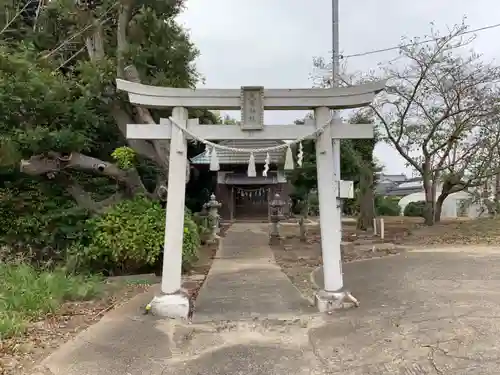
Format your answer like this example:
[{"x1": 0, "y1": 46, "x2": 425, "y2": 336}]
[{"x1": 169, "y1": 115, "x2": 334, "y2": 176}]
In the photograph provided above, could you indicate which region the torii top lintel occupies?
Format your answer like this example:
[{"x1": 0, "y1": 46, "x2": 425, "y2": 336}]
[{"x1": 115, "y1": 79, "x2": 387, "y2": 111}]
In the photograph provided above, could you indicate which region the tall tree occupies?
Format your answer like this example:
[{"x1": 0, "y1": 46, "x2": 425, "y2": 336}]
[
  {"x1": 366, "y1": 21, "x2": 500, "y2": 224},
  {"x1": 0, "y1": 0, "x2": 216, "y2": 214},
  {"x1": 287, "y1": 115, "x2": 379, "y2": 229},
  {"x1": 343, "y1": 115, "x2": 378, "y2": 230}
]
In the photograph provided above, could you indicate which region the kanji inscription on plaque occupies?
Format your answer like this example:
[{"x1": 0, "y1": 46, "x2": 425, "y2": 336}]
[{"x1": 240, "y1": 86, "x2": 264, "y2": 130}]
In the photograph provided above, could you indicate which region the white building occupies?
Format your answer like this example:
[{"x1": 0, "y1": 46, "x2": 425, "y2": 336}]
[
  {"x1": 377, "y1": 176, "x2": 486, "y2": 219},
  {"x1": 397, "y1": 189, "x2": 483, "y2": 219}
]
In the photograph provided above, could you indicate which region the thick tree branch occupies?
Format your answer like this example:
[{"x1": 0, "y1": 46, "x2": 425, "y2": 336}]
[
  {"x1": 83, "y1": 16, "x2": 165, "y2": 168},
  {"x1": 123, "y1": 65, "x2": 171, "y2": 172},
  {"x1": 66, "y1": 183, "x2": 125, "y2": 214},
  {"x1": 116, "y1": 0, "x2": 133, "y2": 78},
  {"x1": 110, "y1": 103, "x2": 162, "y2": 161},
  {"x1": 85, "y1": 9, "x2": 170, "y2": 177},
  {"x1": 114, "y1": 6, "x2": 171, "y2": 174},
  {"x1": 20, "y1": 151, "x2": 148, "y2": 196}
]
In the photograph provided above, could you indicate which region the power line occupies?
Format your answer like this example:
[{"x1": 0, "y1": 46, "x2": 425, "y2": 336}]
[{"x1": 342, "y1": 22, "x2": 500, "y2": 59}]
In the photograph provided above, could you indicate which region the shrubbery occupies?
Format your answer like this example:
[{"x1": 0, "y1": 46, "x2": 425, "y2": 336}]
[
  {"x1": 182, "y1": 208, "x2": 201, "y2": 265},
  {"x1": 0, "y1": 175, "x2": 91, "y2": 264},
  {"x1": 0, "y1": 175, "x2": 202, "y2": 275},
  {"x1": 68, "y1": 196, "x2": 200, "y2": 274},
  {"x1": 290, "y1": 192, "x2": 319, "y2": 216},
  {"x1": 375, "y1": 196, "x2": 401, "y2": 216},
  {"x1": 403, "y1": 200, "x2": 426, "y2": 217},
  {"x1": 191, "y1": 211, "x2": 212, "y2": 244},
  {"x1": 307, "y1": 193, "x2": 320, "y2": 216},
  {"x1": 0, "y1": 194, "x2": 202, "y2": 338}
]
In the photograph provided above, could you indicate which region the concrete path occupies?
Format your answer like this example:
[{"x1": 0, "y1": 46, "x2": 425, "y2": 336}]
[
  {"x1": 36, "y1": 239, "x2": 500, "y2": 375},
  {"x1": 310, "y1": 247, "x2": 500, "y2": 374},
  {"x1": 193, "y1": 223, "x2": 315, "y2": 322}
]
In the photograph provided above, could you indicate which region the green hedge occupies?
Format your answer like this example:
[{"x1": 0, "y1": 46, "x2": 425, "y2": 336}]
[
  {"x1": 375, "y1": 196, "x2": 401, "y2": 216},
  {"x1": 69, "y1": 196, "x2": 200, "y2": 274},
  {"x1": 403, "y1": 200, "x2": 426, "y2": 217}
]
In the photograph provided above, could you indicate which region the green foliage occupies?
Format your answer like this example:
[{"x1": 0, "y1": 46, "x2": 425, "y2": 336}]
[
  {"x1": 0, "y1": 0, "x2": 213, "y2": 271},
  {"x1": 191, "y1": 212, "x2": 211, "y2": 241},
  {"x1": 0, "y1": 0, "x2": 202, "y2": 163},
  {"x1": 289, "y1": 113, "x2": 380, "y2": 216},
  {"x1": 0, "y1": 46, "x2": 101, "y2": 161},
  {"x1": 182, "y1": 213, "x2": 200, "y2": 265},
  {"x1": 0, "y1": 263, "x2": 102, "y2": 339},
  {"x1": 111, "y1": 146, "x2": 137, "y2": 169},
  {"x1": 0, "y1": 172, "x2": 91, "y2": 263},
  {"x1": 82, "y1": 196, "x2": 164, "y2": 271},
  {"x1": 74, "y1": 196, "x2": 200, "y2": 274},
  {"x1": 307, "y1": 193, "x2": 320, "y2": 216},
  {"x1": 128, "y1": 7, "x2": 200, "y2": 87},
  {"x1": 288, "y1": 140, "x2": 317, "y2": 201},
  {"x1": 375, "y1": 196, "x2": 401, "y2": 216},
  {"x1": 404, "y1": 201, "x2": 426, "y2": 217}
]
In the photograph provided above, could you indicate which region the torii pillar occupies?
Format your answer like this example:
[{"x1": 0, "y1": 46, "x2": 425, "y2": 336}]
[{"x1": 117, "y1": 79, "x2": 386, "y2": 318}]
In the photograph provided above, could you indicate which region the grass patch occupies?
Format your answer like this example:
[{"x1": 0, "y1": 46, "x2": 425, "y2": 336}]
[{"x1": 0, "y1": 262, "x2": 102, "y2": 339}]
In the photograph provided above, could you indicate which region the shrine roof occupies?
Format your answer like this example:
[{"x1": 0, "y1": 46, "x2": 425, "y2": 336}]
[{"x1": 190, "y1": 139, "x2": 286, "y2": 165}]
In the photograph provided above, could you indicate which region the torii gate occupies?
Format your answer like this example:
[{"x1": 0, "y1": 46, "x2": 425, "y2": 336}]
[{"x1": 116, "y1": 79, "x2": 386, "y2": 318}]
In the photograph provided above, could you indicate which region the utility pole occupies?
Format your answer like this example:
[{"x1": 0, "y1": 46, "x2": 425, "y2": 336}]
[
  {"x1": 331, "y1": 0, "x2": 341, "y2": 183},
  {"x1": 330, "y1": 0, "x2": 343, "y2": 292}
]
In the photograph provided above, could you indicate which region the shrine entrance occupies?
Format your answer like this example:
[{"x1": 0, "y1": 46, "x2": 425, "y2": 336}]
[
  {"x1": 117, "y1": 78, "x2": 386, "y2": 318},
  {"x1": 233, "y1": 185, "x2": 270, "y2": 220}
]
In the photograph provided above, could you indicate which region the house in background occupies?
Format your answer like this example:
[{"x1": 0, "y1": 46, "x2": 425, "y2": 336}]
[
  {"x1": 396, "y1": 187, "x2": 486, "y2": 219},
  {"x1": 375, "y1": 173, "x2": 409, "y2": 195},
  {"x1": 190, "y1": 140, "x2": 291, "y2": 221},
  {"x1": 383, "y1": 178, "x2": 424, "y2": 197},
  {"x1": 376, "y1": 173, "x2": 428, "y2": 198},
  {"x1": 375, "y1": 173, "x2": 484, "y2": 218}
]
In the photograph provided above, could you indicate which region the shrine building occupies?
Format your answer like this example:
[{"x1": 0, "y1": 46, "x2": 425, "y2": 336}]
[{"x1": 190, "y1": 139, "x2": 291, "y2": 221}]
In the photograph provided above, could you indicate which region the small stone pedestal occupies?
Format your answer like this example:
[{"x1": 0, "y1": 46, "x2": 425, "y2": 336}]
[
  {"x1": 269, "y1": 193, "x2": 285, "y2": 245},
  {"x1": 149, "y1": 292, "x2": 190, "y2": 319},
  {"x1": 315, "y1": 289, "x2": 360, "y2": 313}
]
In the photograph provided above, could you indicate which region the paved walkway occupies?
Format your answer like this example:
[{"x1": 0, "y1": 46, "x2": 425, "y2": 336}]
[
  {"x1": 35, "y1": 227, "x2": 500, "y2": 375},
  {"x1": 193, "y1": 223, "x2": 315, "y2": 322}
]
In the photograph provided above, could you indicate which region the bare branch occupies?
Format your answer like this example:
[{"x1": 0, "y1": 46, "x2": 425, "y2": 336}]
[
  {"x1": 345, "y1": 21, "x2": 500, "y2": 224},
  {"x1": 370, "y1": 104, "x2": 423, "y2": 173},
  {"x1": 0, "y1": 0, "x2": 36, "y2": 35}
]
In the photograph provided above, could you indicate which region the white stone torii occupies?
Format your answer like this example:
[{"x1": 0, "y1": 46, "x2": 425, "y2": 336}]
[{"x1": 116, "y1": 79, "x2": 386, "y2": 317}]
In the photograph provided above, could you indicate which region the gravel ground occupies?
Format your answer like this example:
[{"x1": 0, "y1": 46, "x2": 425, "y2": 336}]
[
  {"x1": 271, "y1": 224, "x2": 407, "y2": 302},
  {"x1": 272, "y1": 217, "x2": 500, "y2": 302}
]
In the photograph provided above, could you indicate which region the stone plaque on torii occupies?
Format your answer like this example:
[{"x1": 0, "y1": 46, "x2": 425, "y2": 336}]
[{"x1": 116, "y1": 78, "x2": 386, "y2": 318}]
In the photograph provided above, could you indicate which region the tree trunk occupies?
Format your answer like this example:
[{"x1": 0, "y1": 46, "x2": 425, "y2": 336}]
[
  {"x1": 357, "y1": 171, "x2": 375, "y2": 230},
  {"x1": 298, "y1": 194, "x2": 309, "y2": 242},
  {"x1": 298, "y1": 216, "x2": 307, "y2": 242},
  {"x1": 422, "y1": 166, "x2": 435, "y2": 226},
  {"x1": 434, "y1": 193, "x2": 448, "y2": 223},
  {"x1": 495, "y1": 171, "x2": 500, "y2": 205}
]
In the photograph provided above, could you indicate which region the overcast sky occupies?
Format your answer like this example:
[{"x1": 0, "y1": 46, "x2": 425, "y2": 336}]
[{"x1": 177, "y1": 0, "x2": 500, "y2": 175}]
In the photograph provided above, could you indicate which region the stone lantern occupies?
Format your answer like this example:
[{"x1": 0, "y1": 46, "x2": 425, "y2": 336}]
[
  {"x1": 203, "y1": 193, "x2": 222, "y2": 243},
  {"x1": 269, "y1": 193, "x2": 285, "y2": 242}
]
